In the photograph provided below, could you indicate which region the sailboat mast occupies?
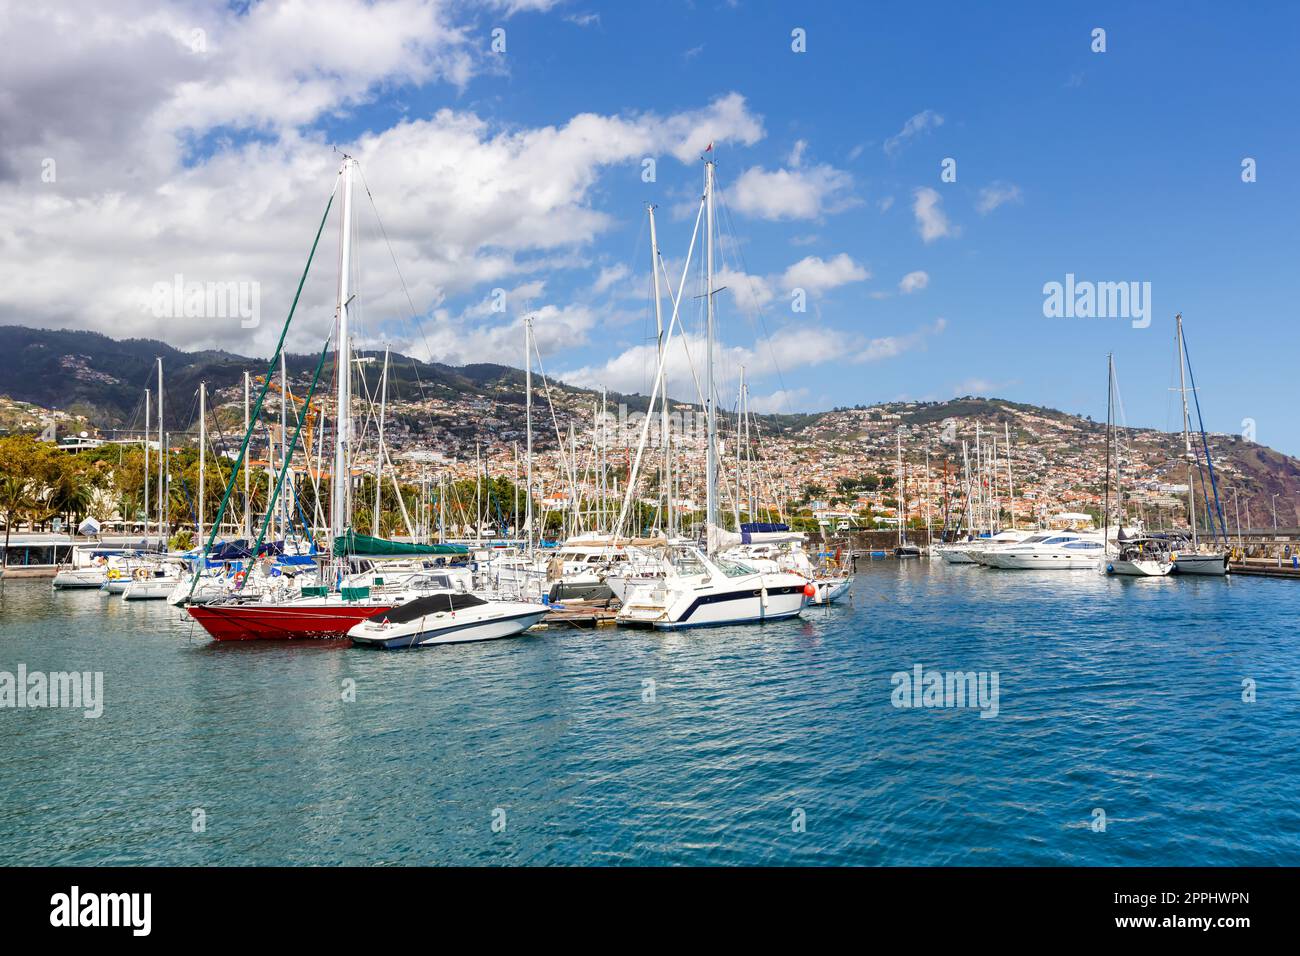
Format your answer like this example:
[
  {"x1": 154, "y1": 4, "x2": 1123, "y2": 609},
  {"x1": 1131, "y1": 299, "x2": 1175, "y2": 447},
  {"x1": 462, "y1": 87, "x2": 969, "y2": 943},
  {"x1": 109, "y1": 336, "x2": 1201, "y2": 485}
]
[
  {"x1": 372, "y1": 345, "x2": 389, "y2": 537},
  {"x1": 525, "y1": 316, "x2": 534, "y2": 556},
  {"x1": 1004, "y1": 421, "x2": 1016, "y2": 530},
  {"x1": 896, "y1": 428, "x2": 904, "y2": 547},
  {"x1": 331, "y1": 155, "x2": 355, "y2": 548},
  {"x1": 198, "y1": 381, "x2": 206, "y2": 544},
  {"x1": 1176, "y1": 313, "x2": 1198, "y2": 547},
  {"x1": 156, "y1": 358, "x2": 164, "y2": 539},
  {"x1": 648, "y1": 205, "x2": 671, "y2": 538},
  {"x1": 704, "y1": 159, "x2": 719, "y2": 550},
  {"x1": 1104, "y1": 353, "x2": 1114, "y2": 548},
  {"x1": 143, "y1": 388, "x2": 150, "y2": 542},
  {"x1": 280, "y1": 350, "x2": 287, "y2": 540},
  {"x1": 242, "y1": 372, "x2": 250, "y2": 539}
]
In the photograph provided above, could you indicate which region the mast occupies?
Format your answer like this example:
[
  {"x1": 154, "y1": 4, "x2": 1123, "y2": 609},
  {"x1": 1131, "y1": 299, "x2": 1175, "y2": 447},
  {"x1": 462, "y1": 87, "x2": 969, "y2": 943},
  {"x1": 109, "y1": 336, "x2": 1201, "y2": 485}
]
[
  {"x1": 735, "y1": 368, "x2": 746, "y2": 529},
  {"x1": 156, "y1": 358, "x2": 165, "y2": 540},
  {"x1": 896, "y1": 428, "x2": 904, "y2": 547},
  {"x1": 1176, "y1": 313, "x2": 1198, "y2": 548},
  {"x1": 330, "y1": 155, "x2": 355, "y2": 549},
  {"x1": 648, "y1": 204, "x2": 671, "y2": 538},
  {"x1": 704, "y1": 159, "x2": 719, "y2": 552},
  {"x1": 1004, "y1": 421, "x2": 1016, "y2": 530},
  {"x1": 280, "y1": 349, "x2": 287, "y2": 541},
  {"x1": 1104, "y1": 353, "x2": 1114, "y2": 552},
  {"x1": 525, "y1": 316, "x2": 534, "y2": 556},
  {"x1": 198, "y1": 382, "x2": 206, "y2": 545},
  {"x1": 372, "y1": 345, "x2": 389, "y2": 537},
  {"x1": 242, "y1": 372, "x2": 250, "y2": 539},
  {"x1": 475, "y1": 441, "x2": 482, "y2": 546},
  {"x1": 143, "y1": 388, "x2": 151, "y2": 542}
]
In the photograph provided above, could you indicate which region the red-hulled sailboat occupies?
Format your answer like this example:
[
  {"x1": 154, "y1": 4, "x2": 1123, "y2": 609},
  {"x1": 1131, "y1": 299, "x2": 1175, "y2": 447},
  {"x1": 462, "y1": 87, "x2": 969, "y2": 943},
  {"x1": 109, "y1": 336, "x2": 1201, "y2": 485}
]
[{"x1": 186, "y1": 155, "x2": 402, "y2": 642}]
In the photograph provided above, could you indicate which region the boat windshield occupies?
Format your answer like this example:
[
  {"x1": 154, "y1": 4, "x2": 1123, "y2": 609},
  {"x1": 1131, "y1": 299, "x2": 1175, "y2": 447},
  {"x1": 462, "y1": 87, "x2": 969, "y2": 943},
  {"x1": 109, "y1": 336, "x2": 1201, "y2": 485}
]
[{"x1": 714, "y1": 556, "x2": 757, "y2": 577}]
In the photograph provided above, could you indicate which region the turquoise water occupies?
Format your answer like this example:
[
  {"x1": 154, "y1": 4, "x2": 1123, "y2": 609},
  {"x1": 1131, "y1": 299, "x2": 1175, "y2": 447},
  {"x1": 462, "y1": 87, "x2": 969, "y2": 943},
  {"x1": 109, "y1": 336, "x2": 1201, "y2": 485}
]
[{"x1": 1, "y1": 562, "x2": 1298, "y2": 866}]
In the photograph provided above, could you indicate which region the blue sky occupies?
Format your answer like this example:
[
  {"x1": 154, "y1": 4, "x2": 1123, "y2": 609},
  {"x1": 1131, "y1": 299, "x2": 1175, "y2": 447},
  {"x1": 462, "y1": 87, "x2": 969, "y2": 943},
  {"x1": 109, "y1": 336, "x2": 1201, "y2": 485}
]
[
  {"x1": 4, "y1": 1, "x2": 1298, "y2": 453},
  {"x1": 348, "y1": 1, "x2": 1300, "y2": 451}
]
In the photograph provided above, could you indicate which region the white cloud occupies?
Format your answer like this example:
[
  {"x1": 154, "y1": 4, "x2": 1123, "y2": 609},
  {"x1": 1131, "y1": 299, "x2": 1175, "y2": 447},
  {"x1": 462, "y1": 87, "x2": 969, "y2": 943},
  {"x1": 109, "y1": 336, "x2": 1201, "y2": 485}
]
[
  {"x1": 912, "y1": 187, "x2": 959, "y2": 243},
  {"x1": 976, "y1": 181, "x2": 1022, "y2": 214},
  {"x1": 729, "y1": 163, "x2": 856, "y2": 220},
  {"x1": 592, "y1": 263, "x2": 631, "y2": 295},
  {"x1": 898, "y1": 270, "x2": 929, "y2": 294},
  {"x1": 0, "y1": 1, "x2": 767, "y2": 357},
  {"x1": 716, "y1": 266, "x2": 776, "y2": 316},
  {"x1": 884, "y1": 110, "x2": 944, "y2": 156},
  {"x1": 780, "y1": 254, "x2": 869, "y2": 295},
  {"x1": 854, "y1": 318, "x2": 947, "y2": 362},
  {"x1": 748, "y1": 388, "x2": 811, "y2": 413},
  {"x1": 787, "y1": 139, "x2": 808, "y2": 167}
]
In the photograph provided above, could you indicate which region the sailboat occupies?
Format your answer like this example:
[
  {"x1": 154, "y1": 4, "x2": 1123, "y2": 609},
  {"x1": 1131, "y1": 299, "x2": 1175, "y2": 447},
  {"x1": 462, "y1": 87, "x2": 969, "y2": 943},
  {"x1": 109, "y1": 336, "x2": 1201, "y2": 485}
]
[
  {"x1": 1168, "y1": 314, "x2": 1230, "y2": 575},
  {"x1": 615, "y1": 158, "x2": 808, "y2": 628},
  {"x1": 187, "y1": 156, "x2": 401, "y2": 640},
  {"x1": 1102, "y1": 354, "x2": 1171, "y2": 577},
  {"x1": 893, "y1": 430, "x2": 921, "y2": 557}
]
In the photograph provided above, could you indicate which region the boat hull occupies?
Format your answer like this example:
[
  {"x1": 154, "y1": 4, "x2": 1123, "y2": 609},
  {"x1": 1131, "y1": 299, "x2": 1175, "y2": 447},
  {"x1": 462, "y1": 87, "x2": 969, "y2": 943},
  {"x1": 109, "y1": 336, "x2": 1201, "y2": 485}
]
[
  {"x1": 52, "y1": 569, "x2": 107, "y2": 589},
  {"x1": 350, "y1": 606, "x2": 548, "y2": 648},
  {"x1": 1172, "y1": 552, "x2": 1230, "y2": 575},
  {"x1": 1108, "y1": 558, "x2": 1173, "y2": 577},
  {"x1": 810, "y1": 577, "x2": 852, "y2": 604},
  {"x1": 651, "y1": 584, "x2": 807, "y2": 629},
  {"x1": 188, "y1": 602, "x2": 393, "y2": 641},
  {"x1": 122, "y1": 580, "x2": 179, "y2": 600}
]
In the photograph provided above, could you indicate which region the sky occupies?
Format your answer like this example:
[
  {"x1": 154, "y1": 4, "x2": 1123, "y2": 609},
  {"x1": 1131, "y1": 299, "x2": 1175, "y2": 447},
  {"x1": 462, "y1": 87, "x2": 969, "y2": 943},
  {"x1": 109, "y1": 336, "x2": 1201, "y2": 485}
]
[{"x1": 1, "y1": 1, "x2": 1298, "y2": 451}]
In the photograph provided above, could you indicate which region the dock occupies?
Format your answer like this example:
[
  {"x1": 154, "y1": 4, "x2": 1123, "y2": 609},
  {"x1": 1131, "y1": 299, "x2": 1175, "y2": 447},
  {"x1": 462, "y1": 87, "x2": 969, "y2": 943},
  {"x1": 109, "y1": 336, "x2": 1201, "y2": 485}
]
[
  {"x1": 1229, "y1": 560, "x2": 1300, "y2": 580},
  {"x1": 537, "y1": 605, "x2": 620, "y2": 629}
]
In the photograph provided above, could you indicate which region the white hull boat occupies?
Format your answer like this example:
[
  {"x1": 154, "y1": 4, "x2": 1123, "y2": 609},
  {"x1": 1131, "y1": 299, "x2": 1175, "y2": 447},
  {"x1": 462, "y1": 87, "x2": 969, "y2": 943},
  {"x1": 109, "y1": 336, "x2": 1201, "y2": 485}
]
[
  {"x1": 617, "y1": 548, "x2": 807, "y2": 629},
  {"x1": 52, "y1": 568, "x2": 107, "y2": 589},
  {"x1": 122, "y1": 577, "x2": 180, "y2": 600},
  {"x1": 1172, "y1": 551, "x2": 1230, "y2": 575},
  {"x1": 1108, "y1": 557, "x2": 1173, "y2": 576},
  {"x1": 349, "y1": 592, "x2": 547, "y2": 648}
]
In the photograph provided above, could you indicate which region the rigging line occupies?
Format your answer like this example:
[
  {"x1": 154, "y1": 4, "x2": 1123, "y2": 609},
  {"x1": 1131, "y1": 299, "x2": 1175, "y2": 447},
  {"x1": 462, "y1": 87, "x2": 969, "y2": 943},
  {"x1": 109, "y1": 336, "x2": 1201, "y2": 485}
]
[
  {"x1": 187, "y1": 173, "x2": 340, "y2": 600},
  {"x1": 357, "y1": 164, "x2": 434, "y2": 397},
  {"x1": 714, "y1": 179, "x2": 795, "y2": 417},
  {"x1": 1181, "y1": 332, "x2": 1230, "y2": 542}
]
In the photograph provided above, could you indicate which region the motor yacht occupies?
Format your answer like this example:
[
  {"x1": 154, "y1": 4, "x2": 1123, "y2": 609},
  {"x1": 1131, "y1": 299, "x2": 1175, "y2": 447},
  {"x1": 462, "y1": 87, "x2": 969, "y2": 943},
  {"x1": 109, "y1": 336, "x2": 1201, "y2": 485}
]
[
  {"x1": 982, "y1": 530, "x2": 1106, "y2": 570},
  {"x1": 616, "y1": 546, "x2": 808, "y2": 629}
]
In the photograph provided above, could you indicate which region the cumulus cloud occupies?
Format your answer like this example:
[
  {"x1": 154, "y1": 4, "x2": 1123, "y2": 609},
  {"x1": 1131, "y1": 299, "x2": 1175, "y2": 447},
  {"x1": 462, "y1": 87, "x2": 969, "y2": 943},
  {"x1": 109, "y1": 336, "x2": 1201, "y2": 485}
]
[
  {"x1": 0, "y1": 2, "x2": 767, "y2": 359},
  {"x1": 912, "y1": 188, "x2": 959, "y2": 243},
  {"x1": 884, "y1": 110, "x2": 944, "y2": 156},
  {"x1": 729, "y1": 163, "x2": 857, "y2": 220},
  {"x1": 780, "y1": 254, "x2": 870, "y2": 295},
  {"x1": 855, "y1": 318, "x2": 947, "y2": 362},
  {"x1": 898, "y1": 270, "x2": 929, "y2": 294},
  {"x1": 976, "y1": 181, "x2": 1023, "y2": 214}
]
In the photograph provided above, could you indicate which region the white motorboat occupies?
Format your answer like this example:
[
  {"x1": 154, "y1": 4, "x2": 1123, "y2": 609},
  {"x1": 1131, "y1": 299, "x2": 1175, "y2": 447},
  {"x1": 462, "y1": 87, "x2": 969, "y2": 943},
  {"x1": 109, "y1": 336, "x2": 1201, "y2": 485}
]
[
  {"x1": 961, "y1": 529, "x2": 1037, "y2": 565},
  {"x1": 348, "y1": 591, "x2": 547, "y2": 648},
  {"x1": 983, "y1": 531, "x2": 1106, "y2": 570},
  {"x1": 616, "y1": 547, "x2": 808, "y2": 629}
]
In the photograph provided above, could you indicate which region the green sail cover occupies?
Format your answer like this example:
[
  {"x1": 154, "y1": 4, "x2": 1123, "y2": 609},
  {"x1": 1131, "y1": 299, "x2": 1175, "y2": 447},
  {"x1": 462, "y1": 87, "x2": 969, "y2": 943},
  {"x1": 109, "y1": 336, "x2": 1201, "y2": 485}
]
[{"x1": 333, "y1": 530, "x2": 469, "y2": 557}]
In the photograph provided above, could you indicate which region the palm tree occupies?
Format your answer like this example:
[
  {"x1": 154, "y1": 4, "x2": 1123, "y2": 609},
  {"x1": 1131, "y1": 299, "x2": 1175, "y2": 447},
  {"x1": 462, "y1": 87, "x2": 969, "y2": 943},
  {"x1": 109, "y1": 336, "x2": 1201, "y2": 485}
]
[{"x1": 0, "y1": 474, "x2": 35, "y2": 567}]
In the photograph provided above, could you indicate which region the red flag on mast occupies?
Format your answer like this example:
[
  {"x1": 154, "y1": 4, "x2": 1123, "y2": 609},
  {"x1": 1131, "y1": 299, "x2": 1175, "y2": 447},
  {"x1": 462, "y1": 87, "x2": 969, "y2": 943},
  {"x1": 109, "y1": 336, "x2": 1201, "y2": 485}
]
[{"x1": 704, "y1": 141, "x2": 713, "y2": 152}]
